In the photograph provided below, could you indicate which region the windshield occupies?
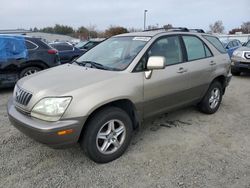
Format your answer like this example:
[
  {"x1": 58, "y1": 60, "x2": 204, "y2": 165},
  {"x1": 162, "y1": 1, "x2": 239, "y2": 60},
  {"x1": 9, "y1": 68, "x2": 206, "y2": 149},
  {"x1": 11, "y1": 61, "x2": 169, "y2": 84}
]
[
  {"x1": 246, "y1": 41, "x2": 250, "y2": 48},
  {"x1": 76, "y1": 36, "x2": 150, "y2": 71},
  {"x1": 75, "y1": 41, "x2": 88, "y2": 48}
]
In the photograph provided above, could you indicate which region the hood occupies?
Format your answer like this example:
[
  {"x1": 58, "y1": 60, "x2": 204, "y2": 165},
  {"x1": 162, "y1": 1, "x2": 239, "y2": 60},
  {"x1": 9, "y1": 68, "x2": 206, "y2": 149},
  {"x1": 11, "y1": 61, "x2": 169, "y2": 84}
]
[
  {"x1": 18, "y1": 64, "x2": 120, "y2": 95},
  {"x1": 234, "y1": 46, "x2": 250, "y2": 52}
]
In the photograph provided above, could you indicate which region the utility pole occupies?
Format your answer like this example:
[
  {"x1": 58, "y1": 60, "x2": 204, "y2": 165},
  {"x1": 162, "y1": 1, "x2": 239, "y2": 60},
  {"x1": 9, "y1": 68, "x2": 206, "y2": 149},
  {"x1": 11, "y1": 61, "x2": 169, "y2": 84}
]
[{"x1": 144, "y1": 10, "x2": 148, "y2": 30}]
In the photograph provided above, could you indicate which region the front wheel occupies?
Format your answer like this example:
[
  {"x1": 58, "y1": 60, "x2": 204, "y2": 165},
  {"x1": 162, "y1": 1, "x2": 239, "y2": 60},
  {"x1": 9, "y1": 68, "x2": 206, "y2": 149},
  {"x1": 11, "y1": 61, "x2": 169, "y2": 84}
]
[
  {"x1": 80, "y1": 107, "x2": 133, "y2": 163},
  {"x1": 198, "y1": 81, "x2": 223, "y2": 114}
]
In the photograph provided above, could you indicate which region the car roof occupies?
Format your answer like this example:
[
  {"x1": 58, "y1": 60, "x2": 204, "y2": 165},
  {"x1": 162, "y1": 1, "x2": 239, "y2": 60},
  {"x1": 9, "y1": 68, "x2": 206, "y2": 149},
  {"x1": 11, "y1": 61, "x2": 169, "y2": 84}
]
[{"x1": 115, "y1": 28, "x2": 208, "y2": 38}]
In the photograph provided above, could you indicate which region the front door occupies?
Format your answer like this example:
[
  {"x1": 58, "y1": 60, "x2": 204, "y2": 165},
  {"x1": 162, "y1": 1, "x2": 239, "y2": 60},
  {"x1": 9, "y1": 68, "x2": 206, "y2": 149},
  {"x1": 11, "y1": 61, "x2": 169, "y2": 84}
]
[{"x1": 142, "y1": 35, "x2": 192, "y2": 118}]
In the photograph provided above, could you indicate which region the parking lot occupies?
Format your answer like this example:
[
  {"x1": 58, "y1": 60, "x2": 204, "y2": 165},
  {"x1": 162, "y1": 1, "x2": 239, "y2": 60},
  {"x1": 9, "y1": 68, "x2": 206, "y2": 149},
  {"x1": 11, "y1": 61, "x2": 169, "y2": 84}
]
[{"x1": 0, "y1": 75, "x2": 250, "y2": 188}]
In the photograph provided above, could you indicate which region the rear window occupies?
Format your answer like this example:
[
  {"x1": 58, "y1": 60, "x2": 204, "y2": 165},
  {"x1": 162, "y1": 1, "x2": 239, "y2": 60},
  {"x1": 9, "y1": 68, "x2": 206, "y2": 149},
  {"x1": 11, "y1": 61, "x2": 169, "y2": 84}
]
[
  {"x1": 183, "y1": 35, "x2": 207, "y2": 61},
  {"x1": 203, "y1": 35, "x2": 227, "y2": 53},
  {"x1": 25, "y1": 40, "x2": 37, "y2": 50}
]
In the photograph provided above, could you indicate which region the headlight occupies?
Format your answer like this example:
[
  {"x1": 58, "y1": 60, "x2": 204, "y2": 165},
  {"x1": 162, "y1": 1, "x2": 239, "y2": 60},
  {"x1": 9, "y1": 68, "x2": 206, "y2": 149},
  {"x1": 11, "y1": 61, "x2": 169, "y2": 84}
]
[
  {"x1": 232, "y1": 51, "x2": 243, "y2": 57},
  {"x1": 31, "y1": 97, "x2": 72, "y2": 122}
]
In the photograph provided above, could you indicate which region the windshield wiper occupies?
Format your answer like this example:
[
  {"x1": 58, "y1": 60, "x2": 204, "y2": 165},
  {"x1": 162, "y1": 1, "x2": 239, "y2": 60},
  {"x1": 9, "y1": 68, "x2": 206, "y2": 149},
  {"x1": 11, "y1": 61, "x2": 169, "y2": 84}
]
[{"x1": 74, "y1": 60, "x2": 119, "y2": 71}]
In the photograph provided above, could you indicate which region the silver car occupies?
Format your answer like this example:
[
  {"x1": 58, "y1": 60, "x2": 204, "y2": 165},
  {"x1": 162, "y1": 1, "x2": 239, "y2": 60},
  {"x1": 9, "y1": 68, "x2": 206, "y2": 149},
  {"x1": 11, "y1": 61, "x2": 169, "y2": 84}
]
[
  {"x1": 231, "y1": 40, "x2": 250, "y2": 75},
  {"x1": 7, "y1": 28, "x2": 232, "y2": 163}
]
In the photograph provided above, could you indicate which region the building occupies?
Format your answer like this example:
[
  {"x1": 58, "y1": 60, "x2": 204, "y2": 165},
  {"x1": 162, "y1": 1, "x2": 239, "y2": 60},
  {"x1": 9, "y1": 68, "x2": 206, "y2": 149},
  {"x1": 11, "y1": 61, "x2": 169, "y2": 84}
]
[
  {"x1": 0, "y1": 29, "x2": 78, "y2": 43},
  {"x1": 218, "y1": 33, "x2": 250, "y2": 43}
]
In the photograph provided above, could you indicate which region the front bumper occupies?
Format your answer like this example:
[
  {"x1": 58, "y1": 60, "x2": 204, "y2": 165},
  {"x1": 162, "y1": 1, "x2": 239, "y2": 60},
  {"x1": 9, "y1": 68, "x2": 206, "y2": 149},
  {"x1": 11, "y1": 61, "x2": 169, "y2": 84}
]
[
  {"x1": 7, "y1": 97, "x2": 87, "y2": 148},
  {"x1": 0, "y1": 73, "x2": 18, "y2": 88},
  {"x1": 231, "y1": 62, "x2": 250, "y2": 73}
]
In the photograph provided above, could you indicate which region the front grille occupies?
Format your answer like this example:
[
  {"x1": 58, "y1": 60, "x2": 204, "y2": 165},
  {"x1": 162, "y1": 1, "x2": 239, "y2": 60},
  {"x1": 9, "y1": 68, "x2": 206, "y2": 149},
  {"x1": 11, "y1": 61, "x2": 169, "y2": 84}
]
[
  {"x1": 244, "y1": 52, "x2": 250, "y2": 59},
  {"x1": 15, "y1": 86, "x2": 32, "y2": 106},
  {"x1": 240, "y1": 62, "x2": 250, "y2": 65}
]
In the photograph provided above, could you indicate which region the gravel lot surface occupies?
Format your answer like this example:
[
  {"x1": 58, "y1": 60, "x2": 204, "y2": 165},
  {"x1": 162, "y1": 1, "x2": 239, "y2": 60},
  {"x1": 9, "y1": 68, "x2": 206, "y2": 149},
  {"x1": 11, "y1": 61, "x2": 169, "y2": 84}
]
[{"x1": 0, "y1": 75, "x2": 250, "y2": 188}]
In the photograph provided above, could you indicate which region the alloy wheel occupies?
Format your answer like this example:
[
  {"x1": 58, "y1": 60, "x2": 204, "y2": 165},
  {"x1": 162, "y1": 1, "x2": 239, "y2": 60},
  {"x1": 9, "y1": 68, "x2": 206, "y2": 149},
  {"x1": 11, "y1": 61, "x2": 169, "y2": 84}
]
[{"x1": 96, "y1": 119, "x2": 126, "y2": 155}]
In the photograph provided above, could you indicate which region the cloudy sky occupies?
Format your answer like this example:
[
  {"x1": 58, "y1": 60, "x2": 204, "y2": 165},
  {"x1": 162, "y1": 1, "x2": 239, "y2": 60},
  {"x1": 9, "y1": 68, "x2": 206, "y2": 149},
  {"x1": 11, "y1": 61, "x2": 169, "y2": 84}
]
[{"x1": 1, "y1": 0, "x2": 249, "y2": 32}]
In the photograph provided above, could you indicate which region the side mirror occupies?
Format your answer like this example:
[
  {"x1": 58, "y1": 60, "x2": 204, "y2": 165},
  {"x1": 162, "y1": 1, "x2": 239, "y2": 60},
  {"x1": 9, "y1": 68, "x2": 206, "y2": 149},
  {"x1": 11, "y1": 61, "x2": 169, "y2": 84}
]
[
  {"x1": 145, "y1": 56, "x2": 166, "y2": 79},
  {"x1": 147, "y1": 56, "x2": 166, "y2": 70}
]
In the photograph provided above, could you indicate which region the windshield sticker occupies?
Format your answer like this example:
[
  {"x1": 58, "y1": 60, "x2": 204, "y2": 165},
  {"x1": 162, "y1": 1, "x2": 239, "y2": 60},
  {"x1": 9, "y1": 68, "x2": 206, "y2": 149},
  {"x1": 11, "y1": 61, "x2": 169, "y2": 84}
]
[{"x1": 133, "y1": 37, "x2": 151, "y2": 42}]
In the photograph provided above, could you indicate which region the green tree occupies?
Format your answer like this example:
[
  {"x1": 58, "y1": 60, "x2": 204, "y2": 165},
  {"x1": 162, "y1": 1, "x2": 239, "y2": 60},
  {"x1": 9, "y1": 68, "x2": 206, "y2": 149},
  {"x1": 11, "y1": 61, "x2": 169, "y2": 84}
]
[
  {"x1": 54, "y1": 24, "x2": 74, "y2": 35},
  {"x1": 105, "y1": 26, "x2": 128, "y2": 37}
]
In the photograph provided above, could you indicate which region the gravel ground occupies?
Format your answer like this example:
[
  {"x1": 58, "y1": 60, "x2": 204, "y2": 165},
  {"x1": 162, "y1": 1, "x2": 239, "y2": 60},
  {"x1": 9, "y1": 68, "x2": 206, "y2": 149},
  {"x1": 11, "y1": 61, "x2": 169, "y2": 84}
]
[{"x1": 0, "y1": 75, "x2": 250, "y2": 188}]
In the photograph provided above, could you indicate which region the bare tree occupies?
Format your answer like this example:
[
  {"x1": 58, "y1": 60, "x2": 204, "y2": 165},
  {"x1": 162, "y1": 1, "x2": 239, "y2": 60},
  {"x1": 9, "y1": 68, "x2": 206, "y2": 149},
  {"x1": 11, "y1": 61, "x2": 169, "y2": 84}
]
[
  {"x1": 128, "y1": 27, "x2": 142, "y2": 32},
  {"x1": 146, "y1": 25, "x2": 159, "y2": 30},
  {"x1": 163, "y1": 24, "x2": 173, "y2": 29},
  {"x1": 241, "y1": 22, "x2": 250, "y2": 34},
  {"x1": 209, "y1": 20, "x2": 225, "y2": 33}
]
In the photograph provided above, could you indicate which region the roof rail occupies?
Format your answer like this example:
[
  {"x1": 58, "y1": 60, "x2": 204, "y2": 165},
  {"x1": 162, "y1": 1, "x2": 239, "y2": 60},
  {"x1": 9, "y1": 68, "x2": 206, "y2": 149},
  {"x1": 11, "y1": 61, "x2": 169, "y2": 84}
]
[
  {"x1": 188, "y1": 29, "x2": 205, "y2": 33},
  {"x1": 167, "y1": 27, "x2": 189, "y2": 32},
  {"x1": 143, "y1": 27, "x2": 205, "y2": 33}
]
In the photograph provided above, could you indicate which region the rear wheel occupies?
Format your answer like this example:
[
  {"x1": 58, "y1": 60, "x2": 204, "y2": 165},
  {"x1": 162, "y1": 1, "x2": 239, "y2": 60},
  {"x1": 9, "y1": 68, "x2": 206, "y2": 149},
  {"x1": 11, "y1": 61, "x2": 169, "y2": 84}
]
[
  {"x1": 198, "y1": 81, "x2": 223, "y2": 114},
  {"x1": 80, "y1": 107, "x2": 133, "y2": 163},
  {"x1": 20, "y1": 67, "x2": 41, "y2": 78}
]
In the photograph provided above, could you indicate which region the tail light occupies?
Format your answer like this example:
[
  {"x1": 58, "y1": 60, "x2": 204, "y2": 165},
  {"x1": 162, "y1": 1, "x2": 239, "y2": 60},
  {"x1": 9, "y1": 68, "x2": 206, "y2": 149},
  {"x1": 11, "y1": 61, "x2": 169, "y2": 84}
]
[{"x1": 48, "y1": 49, "x2": 58, "y2": 54}]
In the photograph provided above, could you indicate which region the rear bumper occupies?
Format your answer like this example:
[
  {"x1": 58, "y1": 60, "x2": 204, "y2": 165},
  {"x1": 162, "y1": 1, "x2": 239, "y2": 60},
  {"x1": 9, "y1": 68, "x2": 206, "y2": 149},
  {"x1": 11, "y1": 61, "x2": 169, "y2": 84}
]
[{"x1": 7, "y1": 97, "x2": 87, "y2": 148}]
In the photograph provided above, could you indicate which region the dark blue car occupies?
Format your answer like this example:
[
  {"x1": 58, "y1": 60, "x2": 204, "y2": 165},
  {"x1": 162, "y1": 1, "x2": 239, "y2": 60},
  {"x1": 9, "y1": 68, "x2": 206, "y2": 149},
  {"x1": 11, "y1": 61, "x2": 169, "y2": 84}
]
[
  {"x1": 0, "y1": 35, "x2": 60, "y2": 88},
  {"x1": 50, "y1": 42, "x2": 85, "y2": 64},
  {"x1": 222, "y1": 39, "x2": 242, "y2": 57}
]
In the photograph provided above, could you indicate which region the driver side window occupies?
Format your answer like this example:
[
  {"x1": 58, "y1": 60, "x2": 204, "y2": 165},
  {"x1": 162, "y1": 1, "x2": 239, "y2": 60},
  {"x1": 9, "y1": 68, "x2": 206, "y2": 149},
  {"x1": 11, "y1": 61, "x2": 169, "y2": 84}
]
[{"x1": 134, "y1": 35, "x2": 183, "y2": 71}]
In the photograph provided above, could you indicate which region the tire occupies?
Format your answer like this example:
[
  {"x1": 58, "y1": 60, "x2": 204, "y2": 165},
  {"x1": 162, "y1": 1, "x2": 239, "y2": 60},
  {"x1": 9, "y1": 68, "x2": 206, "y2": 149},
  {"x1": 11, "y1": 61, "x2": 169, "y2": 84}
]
[
  {"x1": 198, "y1": 81, "x2": 223, "y2": 114},
  {"x1": 231, "y1": 69, "x2": 241, "y2": 76},
  {"x1": 20, "y1": 67, "x2": 41, "y2": 78},
  {"x1": 80, "y1": 107, "x2": 133, "y2": 163}
]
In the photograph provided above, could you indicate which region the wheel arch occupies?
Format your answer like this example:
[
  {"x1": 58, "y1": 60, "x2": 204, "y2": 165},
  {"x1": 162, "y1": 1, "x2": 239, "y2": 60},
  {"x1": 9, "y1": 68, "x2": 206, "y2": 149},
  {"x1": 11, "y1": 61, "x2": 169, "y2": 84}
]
[
  {"x1": 19, "y1": 60, "x2": 49, "y2": 71},
  {"x1": 212, "y1": 75, "x2": 227, "y2": 94},
  {"x1": 78, "y1": 99, "x2": 140, "y2": 142}
]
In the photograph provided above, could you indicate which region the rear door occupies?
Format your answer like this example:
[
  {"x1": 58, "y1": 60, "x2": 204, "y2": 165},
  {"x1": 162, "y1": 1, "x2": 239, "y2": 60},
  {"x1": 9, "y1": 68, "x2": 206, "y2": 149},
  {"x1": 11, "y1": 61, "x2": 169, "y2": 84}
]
[
  {"x1": 181, "y1": 35, "x2": 214, "y2": 100},
  {"x1": 142, "y1": 35, "x2": 192, "y2": 118},
  {"x1": 53, "y1": 44, "x2": 74, "y2": 63}
]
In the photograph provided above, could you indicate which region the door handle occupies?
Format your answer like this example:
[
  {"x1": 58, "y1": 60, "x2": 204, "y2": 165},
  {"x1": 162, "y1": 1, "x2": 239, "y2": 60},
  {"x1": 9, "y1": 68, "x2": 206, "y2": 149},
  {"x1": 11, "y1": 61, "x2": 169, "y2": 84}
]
[
  {"x1": 177, "y1": 67, "x2": 187, "y2": 73},
  {"x1": 210, "y1": 61, "x2": 216, "y2": 65}
]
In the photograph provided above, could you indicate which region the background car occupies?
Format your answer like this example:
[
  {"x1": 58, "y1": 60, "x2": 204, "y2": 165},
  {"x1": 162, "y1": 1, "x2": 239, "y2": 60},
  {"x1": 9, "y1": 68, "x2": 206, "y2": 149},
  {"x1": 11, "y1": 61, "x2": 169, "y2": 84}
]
[
  {"x1": 243, "y1": 39, "x2": 250, "y2": 47},
  {"x1": 0, "y1": 35, "x2": 60, "y2": 88},
  {"x1": 75, "y1": 39, "x2": 104, "y2": 51},
  {"x1": 231, "y1": 39, "x2": 250, "y2": 75},
  {"x1": 222, "y1": 39, "x2": 242, "y2": 57},
  {"x1": 50, "y1": 42, "x2": 85, "y2": 64}
]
